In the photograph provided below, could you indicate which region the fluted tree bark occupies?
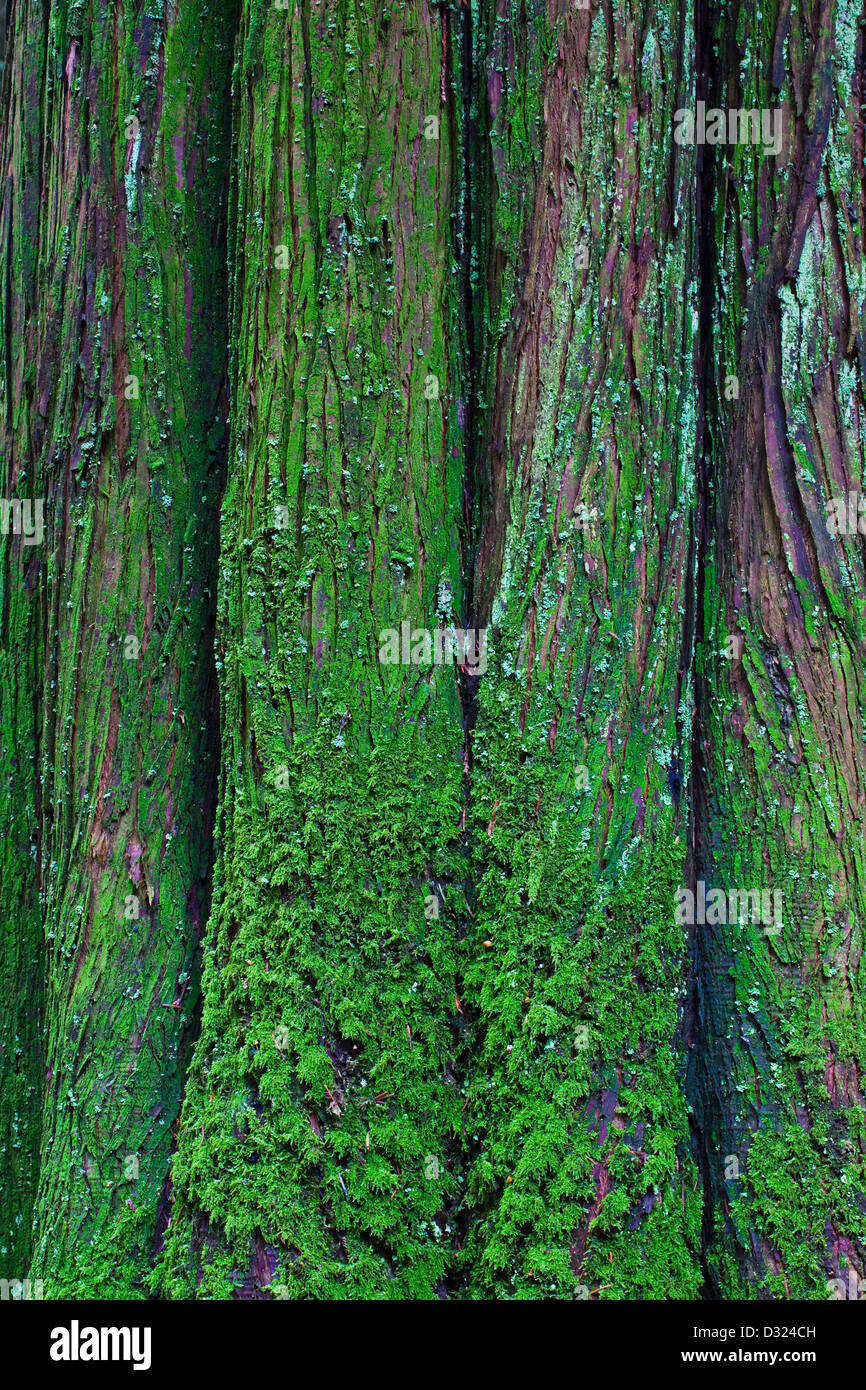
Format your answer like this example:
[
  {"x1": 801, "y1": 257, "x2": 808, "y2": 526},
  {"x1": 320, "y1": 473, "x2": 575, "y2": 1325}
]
[
  {"x1": 690, "y1": 0, "x2": 866, "y2": 1298},
  {"x1": 0, "y1": 0, "x2": 236, "y2": 1295},
  {"x1": 461, "y1": 0, "x2": 703, "y2": 1298},
  {"x1": 154, "y1": 0, "x2": 470, "y2": 1299},
  {"x1": 2, "y1": 0, "x2": 865, "y2": 1304}
]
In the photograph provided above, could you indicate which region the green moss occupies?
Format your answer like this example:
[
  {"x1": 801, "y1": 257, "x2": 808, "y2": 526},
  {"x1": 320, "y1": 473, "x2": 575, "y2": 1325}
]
[
  {"x1": 153, "y1": 0, "x2": 470, "y2": 1299},
  {"x1": 0, "y1": 0, "x2": 238, "y2": 1296}
]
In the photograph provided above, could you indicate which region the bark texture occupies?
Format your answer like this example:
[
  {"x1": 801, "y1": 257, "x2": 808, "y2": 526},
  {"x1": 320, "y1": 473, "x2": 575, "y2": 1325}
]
[
  {"x1": 0, "y1": 0, "x2": 236, "y2": 1294},
  {"x1": 461, "y1": 0, "x2": 703, "y2": 1298},
  {"x1": 689, "y1": 0, "x2": 866, "y2": 1297},
  {"x1": 155, "y1": 0, "x2": 469, "y2": 1299},
  {"x1": 1, "y1": 0, "x2": 865, "y2": 1303}
]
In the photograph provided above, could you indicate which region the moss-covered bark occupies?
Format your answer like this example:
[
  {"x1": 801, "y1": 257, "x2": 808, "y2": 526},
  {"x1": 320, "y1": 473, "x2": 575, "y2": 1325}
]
[
  {"x1": 154, "y1": 0, "x2": 470, "y2": 1299},
  {"x1": 689, "y1": 0, "x2": 866, "y2": 1297},
  {"x1": 0, "y1": 0, "x2": 236, "y2": 1295},
  {"x1": 0, "y1": 411, "x2": 44, "y2": 1276},
  {"x1": 156, "y1": 0, "x2": 708, "y2": 1302},
  {"x1": 4, "y1": 0, "x2": 866, "y2": 1304},
  {"x1": 458, "y1": 0, "x2": 704, "y2": 1298},
  {"x1": 0, "y1": 0, "x2": 48, "y2": 1286}
]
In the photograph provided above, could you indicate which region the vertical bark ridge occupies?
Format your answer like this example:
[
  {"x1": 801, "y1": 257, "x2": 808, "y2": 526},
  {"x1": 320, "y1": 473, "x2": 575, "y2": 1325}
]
[
  {"x1": 0, "y1": 0, "x2": 236, "y2": 1294},
  {"x1": 155, "y1": 0, "x2": 470, "y2": 1299},
  {"x1": 689, "y1": 0, "x2": 866, "y2": 1297},
  {"x1": 0, "y1": 0, "x2": 48, "y2": 1286},
  {"x1": 461, "y1": 0, "x2": 704, "y2": 1297}
]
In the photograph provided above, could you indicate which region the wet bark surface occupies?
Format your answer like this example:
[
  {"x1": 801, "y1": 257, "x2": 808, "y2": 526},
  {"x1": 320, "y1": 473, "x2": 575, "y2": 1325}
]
[
  {"x1": 460, "y1": 0, "x2": 703, "y2": 1298},
  {"x1": 1, "y1": 0, "x2": 864, "y2": 1300},
  {"x1": 155, "y1": 0, "x2": 470, "y2": 1299},
  {"x1": 0, "y1": 0, "x2": 236, "y2": 1293},
  {"x1": 688, "y1": 0, "x2": 866, "y2": 1297}
]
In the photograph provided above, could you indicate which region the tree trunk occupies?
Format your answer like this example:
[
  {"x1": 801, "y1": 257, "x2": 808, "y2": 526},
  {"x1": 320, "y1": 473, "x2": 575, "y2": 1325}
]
[
  {"x1": 154, "y1": 0, "x2": 470, "y2": 1299},
  {"x1": 689, "y1": 0, "x2": 866, "y2": 1298},
  {"x1": 460, "y1": 0, "x2": 703, "y2": 1298},
  {"x1": 1, "y1": 0, "x2": 864, "y2": 1304},
  {"x1": 0, "y1": 0, "x2": 236, "y2": 1295}
]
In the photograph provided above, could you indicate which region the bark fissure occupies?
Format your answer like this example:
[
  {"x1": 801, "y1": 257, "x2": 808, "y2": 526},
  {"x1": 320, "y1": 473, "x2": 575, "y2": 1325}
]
[{"x1": 686, "y1": 0, "x2": 722, "y2": 1299}]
